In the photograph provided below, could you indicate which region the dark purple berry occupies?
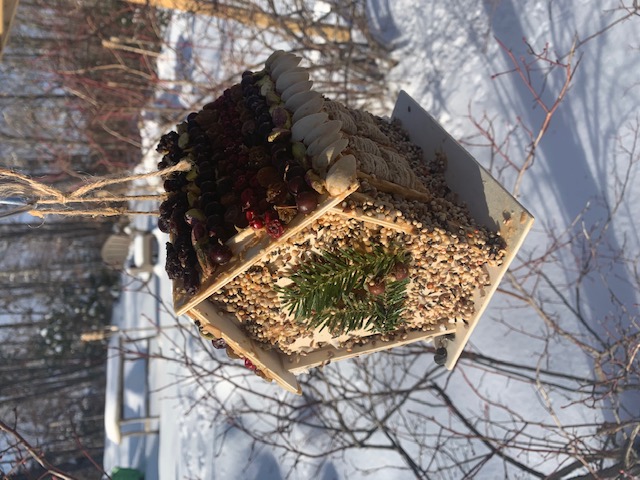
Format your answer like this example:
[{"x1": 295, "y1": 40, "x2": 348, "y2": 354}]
[
  {"x1": 258, "y1": 122, "x2": 272, "y2": 138},
  {"x1": 191, "y1": 222, "x2": 207, "y2": 242},
  {"x1": 212, "y1": 338, "x2": 227, "y2": 349},
  {"x1": 200, "y1": 193, "x2": 217, "y2": 207},
  {"x1": 434, "y1": 347, "x2": 448, "y2": 366},
  {"x1": 285, "y1": 165, "x2": 305, "y2": 180},
  {"x1": 204, "y1": 201, "x2": 224, "y2": 216},
  {"x1": 295, "y1": 191, "x2": 318, "y2": 214},
  {"x1": 200, "y1": 181, "x2": 216, "y2": 193},
  {"x1": 287, "y1": 176, "x2": 307, "y2": 195},
  {"x1": 216, "y1": 177, "x2": 233, "y2": 195},
  {"x1": 240, "y1": 188, "x2": 257, "y2": 209},
  {"x1": 219, "y1": 192, "x2": 238, "y2": 207},
  {"x1": 210, "y1": 244, "x2": 232, "y2": 265},
  {"x1": 158, "y1": 216, "x2": 170, "y2": 233},
  {"x1": 206, "y1": 214, "x2": 224, "y2": 229},
  {"x1": 223, "y1": 205, "x2": 242, "y2": 225}
]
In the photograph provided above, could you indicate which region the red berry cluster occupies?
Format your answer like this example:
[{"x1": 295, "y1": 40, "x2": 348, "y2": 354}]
[{"x1": 157, "y1": 70, "x2": 321, "y2": 294}]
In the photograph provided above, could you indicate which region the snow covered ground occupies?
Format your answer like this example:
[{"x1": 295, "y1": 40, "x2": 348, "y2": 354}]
[{"x1": 104, "y1": 1, "x2": 640, "y2": 478}]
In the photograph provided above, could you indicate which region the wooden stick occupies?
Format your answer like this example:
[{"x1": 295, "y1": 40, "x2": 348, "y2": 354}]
[
  {"x1": 28, "y1": 208, "x2": 160, "y2": 218},
  {"x1": 36, "y1": 194, "x2": 166, "y2": 204},
  {"x1": 357, "y1": 172, "x2": 433, "y2": 203},
  {"x1": 102, "y1": 38, "x2": 162, "y2": 57},
  {"x1": 329, "y1": 206, "x2": 416, "y2": 235}
]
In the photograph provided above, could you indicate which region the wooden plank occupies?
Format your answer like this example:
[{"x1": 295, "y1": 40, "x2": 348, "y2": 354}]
[
  {"x1": 391, "y1": 91, "x2": 534, "y2": 369},
  {"x1": 287, "y1": 327, "x2": 456, "y2": 375},
  {"x1": 188, "y1": 300, "x2": 301, "y2": 395},
  {"x1": 174, "y1": 184, "x2": 359, "y2": 316},
  {"x1": 126, "y1": 0, "x2": 352, "y2": 43}
]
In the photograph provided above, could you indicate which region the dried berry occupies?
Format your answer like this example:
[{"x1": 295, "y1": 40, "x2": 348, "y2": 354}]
[
  {"x1": 210, "y1": 244, "x2": 232, "y2": 265},
  {"x1": 256, "y1": 166, "x2": 280, "y2": 188},
  {"x1": 233, "y1": 175, "x2": 249, "y2": 192},
  {"x1": 295, "y1": 191, "x2": 318, "y2": 214},
  {"x1": 285, "y1": 165, "x2": 305, "y2": 180},
  {"x1": 266, "y1": 182, "x2": 289, "y2": 205},
  {"x1": 240, "y1": 188, "x2": 257, "y2": 209},
  {"x1": 158, "y1": 216, "x2": 170, "y2": 233},
  {"x1": 367, "y1": 279, "x2": 386, "y2": 296},
  {"x1": 271, "y1": 107, "x2": 291, "y2": 128},
  {"x1": 266, "y1": 219, "x2": 285, "y2": 239},
  {"x1": 263, "y1": 210, "x2": 279, "y2": 224},
  {"x1": 212, "y1": 338, "x2": 227, "y2": 349},
  {"x1": 219, "y1": 192, "x2": 238, "y2": 207},
  {"x1": 204, "y1": 201, "x2": 224, "y2": 217},
  {"x1": 190, "y1": 222, "x2": 207, "y2": 243},
  {"x1": 249, "y1": 218, "x2": 264, "y2": 230},
  {"x1": 200, "y1": 180, "x2": 216, "y2": 193},
  {"x1": 245, "y1": 209, "x2": 258, "y2": 222},
  {"x1": 287, "y1": 176, "x2": 307, "y2": 195},
  {"x1": 434, "y1": 347, "x2": 448, "y2": 366},
  {"x1": 391, "y1": 262, "x2": 409, "y2": 281},
  {"x1": 223, "y1": 205, "x2": 242, "y2": 225},
  {"x1": 244, "y1": 358, "x2": 257, "y2": 371},
  {"x1": 241, "y1": 119, "x2": 256, "y2": 137}
]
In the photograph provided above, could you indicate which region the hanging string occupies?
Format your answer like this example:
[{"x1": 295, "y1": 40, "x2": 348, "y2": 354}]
[{"x1": 0, "y1": 159, "x2": 191, "y2": 218}]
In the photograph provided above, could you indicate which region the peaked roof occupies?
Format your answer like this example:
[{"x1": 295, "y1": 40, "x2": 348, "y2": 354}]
[{"x1": 1, "y1": 0, "x2": 19, "y2": 60}]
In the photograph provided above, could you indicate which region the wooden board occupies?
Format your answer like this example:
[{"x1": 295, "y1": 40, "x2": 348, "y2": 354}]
[
  {"x1": 287, "y1": 327, "x2": 456, "y2": 375},
  {"x1": 188, "y1": 301, "x2": 301, "y2": 395},
  {"x1": 391, "y1": 90, "x2": 534, "y2": 369}
]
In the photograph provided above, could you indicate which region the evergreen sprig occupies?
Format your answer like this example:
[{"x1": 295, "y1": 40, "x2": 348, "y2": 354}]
[{"x1": 276, "y1": 247, "x2": 410, "y2": 335}]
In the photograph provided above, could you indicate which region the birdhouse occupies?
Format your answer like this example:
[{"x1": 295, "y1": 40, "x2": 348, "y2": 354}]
[{"x1": 156, "y1": 51, "x2": 533, "y2": 394}]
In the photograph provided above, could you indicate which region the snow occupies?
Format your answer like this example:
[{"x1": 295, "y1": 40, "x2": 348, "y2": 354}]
[{"x1": 104, "y1": 1, "x2": 640, "y2": 479}]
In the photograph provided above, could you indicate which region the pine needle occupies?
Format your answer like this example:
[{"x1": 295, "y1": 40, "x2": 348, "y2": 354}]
[{"x1": 276, "y1": 247, "x2": 410, "y2": 335}]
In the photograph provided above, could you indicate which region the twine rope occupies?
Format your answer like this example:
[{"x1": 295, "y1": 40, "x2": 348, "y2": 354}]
[{"x1": 0, "y1": 160, "x2": 191, "y2": 218}]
